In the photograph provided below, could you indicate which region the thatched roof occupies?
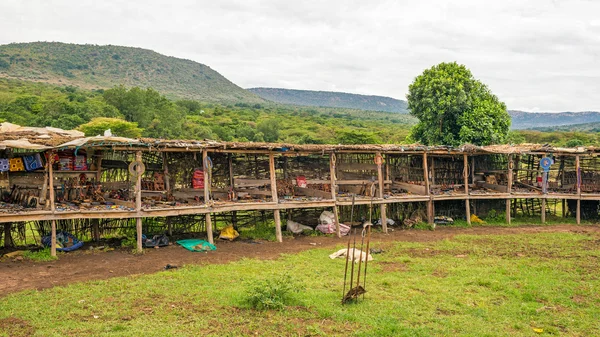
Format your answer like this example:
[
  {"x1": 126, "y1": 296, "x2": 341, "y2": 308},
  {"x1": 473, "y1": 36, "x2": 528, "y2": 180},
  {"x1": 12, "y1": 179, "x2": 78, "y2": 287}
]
[{"x1": 2, "y1": 122, "x2": 599, "y2": 155}]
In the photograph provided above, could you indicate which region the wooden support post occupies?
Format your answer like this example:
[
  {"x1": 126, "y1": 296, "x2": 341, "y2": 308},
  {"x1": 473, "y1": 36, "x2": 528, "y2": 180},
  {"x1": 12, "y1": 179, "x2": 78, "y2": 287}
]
[
  {"x1": 166, "y1": 217, "x2": 173, "y2": 236},
  {"x1": 3, "y1": 223, "x2": 12, "y2": 248},
  {"x1": 163, "y1": 152, "x2": 170, "y2": 193},
  {"x1": 48, "y1": 152, "x2": 57, "y2": 257},
  {"x1": 541, "y1": 198, "x2": 546, "y2": 223},
  {"x1": 203, "y1": 149, "x2": 214, "y2": 244},
  {"x1": 329, "y1": 153, "x2": 341, "y2": 238},
  {"x1": 471, "y1": 157, "x2": 475, "y2": 185},
  {"x1": 431, "y1": 156, "x2": 435, "y2": 186},
  {"x1": 463, "y1": 154, "x2": 471, "y2": 225},
  {"x1": 92, "y1": 219, "x2": 100, "y2": 242},
  {"x1": 562, "y1": 199, "x2": 566, "y2": 218},
  {"x1": 576, "y1": 155, "x2": 581, "y2": 224},
  {"x1": 376, "y1": 152, "x2": 388, "y2": 233},
  {"x1": 135, "y1": 151, "x2": 143, "y2": 253},
  {"x1": 506, "y1": 154, "x2": 513, "y2": 225},
  {"x1": 268, "y1": 153, "x2": 283, "y2": 242},
  {"x1": 423, "y1": 153, "x2": 433, "y2": 225},
  {"x1": 228, "y1": 153, "x2": 234, "y2": 190}
]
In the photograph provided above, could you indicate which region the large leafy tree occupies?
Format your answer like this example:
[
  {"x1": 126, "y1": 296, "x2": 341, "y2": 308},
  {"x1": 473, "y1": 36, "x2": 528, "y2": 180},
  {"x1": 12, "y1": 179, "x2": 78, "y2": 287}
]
[{"x1": 407, "y1": 62, "x2": 510, "y2": 146}]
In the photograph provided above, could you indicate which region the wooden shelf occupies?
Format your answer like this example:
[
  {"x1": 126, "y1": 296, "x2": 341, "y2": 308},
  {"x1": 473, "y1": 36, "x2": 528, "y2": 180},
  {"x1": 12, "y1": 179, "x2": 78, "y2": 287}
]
[{"x1": 54, "y1": 170, "x2": 98, "y2": 173}]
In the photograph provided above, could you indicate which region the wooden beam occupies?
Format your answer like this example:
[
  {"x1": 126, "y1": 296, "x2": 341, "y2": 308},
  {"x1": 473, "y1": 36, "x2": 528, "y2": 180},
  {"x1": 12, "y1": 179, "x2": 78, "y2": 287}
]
[
  {"x1": 135, "y1": 151, "x2": 143, "y2": 253},
  {"x1": 506, "y1": 154, "x2": 513, "y2": 224},
  {"x1": 376, "y1": 152, "x2": 387, "y2": 233},
  {"x1": 293, "y1": 186, "x2": 331, "y2": 199},
  {"x1": 392, "y1": 182, "x2": 427, "y2": 195},
  {"x1": 330, "y1": 153, "x2": 341, "y2": 238},
  {"x1": 423, "y1": 153, "x2": 433, "y2": 225},
  {"x1": 228, "y1": 153, "x2": 234, "y2": 190},
  {"x1": 541, "y1": 198, "x2": 546, "y2": 223},
  {"x1": 203, "y1": 149, "x2": 214, "y2": 244},
  {"x1": 48, "y1": 152, "x2": 57, "y2": 257},
  {"x1": 463, "y1": 154, "x2": 471, "y2": 225},
  {"x1": 3, "y1": 223, "x2": 12, "y2": 248},
  {"x1": 338, "y1": 162, "x2": 378, "y2": 171},
  {"x1": 163, "y1": 152, "x2": 171, "y2": 194},
  {"x1": 576, "y1": 199, "x2": 581, "y2": 225},
  {"x1": 268, "y1": 153, "x2": 282, "y2": 242}
]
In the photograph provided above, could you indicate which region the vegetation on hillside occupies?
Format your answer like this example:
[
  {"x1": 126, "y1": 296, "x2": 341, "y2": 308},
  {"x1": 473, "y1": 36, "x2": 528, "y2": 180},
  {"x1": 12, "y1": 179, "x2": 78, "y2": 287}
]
[
  {"x1": 0, "y1": 42, "x2": 263, "y2": 103},
  {"x1": 248, "y1": 87, "x2": 409, "y2": 113},
  {"x1": 510, "y1": 110, "x2": 600, "y2": 129},
  {"x1": 0, "y1": 78, "x2": 415, "y2": 144},
  {"x1": 407, "y1": 62, "x2": 510, "y2": 146}
]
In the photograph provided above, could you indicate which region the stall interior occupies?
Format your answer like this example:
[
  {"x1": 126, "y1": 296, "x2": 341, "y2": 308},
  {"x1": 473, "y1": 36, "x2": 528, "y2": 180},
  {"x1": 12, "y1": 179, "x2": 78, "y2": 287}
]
[
  {"x1": 386, "y1": 154, "x2": 427, "y2": 197},
  {"x1": 470, "y1": 154, "x2": 508, "y2": 195},
  {"x1": 579, "y1": 156, "x2": 600, "y2": 194},
  {"x1": 275, "y1": 154, "x2": 333, "y2": 203},
  {"x1": 0, "y1": 149, "x2": 48, "y2": 214},
  {"x1": 429, "y1": 155, "x2": 466, "y2": 196},
  {"x1": 335, "y1": 153, "x2": 383, "y2": 201}
]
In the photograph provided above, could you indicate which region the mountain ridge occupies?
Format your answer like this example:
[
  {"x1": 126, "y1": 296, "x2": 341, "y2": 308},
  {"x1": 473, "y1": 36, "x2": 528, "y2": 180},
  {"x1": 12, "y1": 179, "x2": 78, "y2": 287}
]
[
  {"x1": 248, "y1": 87, "x2": 409, "y2": 113},
  {"x1": 0, "y1": 41, "x2": 264, "y2": 103}
]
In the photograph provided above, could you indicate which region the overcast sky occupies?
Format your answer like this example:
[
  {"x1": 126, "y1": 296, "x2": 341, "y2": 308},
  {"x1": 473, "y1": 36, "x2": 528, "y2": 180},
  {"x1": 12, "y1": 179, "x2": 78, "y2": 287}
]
[{"x1": 1, "y1": 0, "x2": 599, "y2": 111}]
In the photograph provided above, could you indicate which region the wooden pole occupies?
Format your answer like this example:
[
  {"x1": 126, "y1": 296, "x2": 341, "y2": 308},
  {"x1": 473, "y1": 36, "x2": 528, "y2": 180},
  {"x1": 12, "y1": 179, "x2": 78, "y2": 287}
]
[
  {"x1": 423, "y1": 153, "x2": 433, "y2": 225},
  {"x1": 541, "y1": 198, "x2": 546, "y2": 223},
  {"x1": 376, "y1": 152, "x2": 387, "y2": 233},
  {"x1": 269, "y1": 153, "x2": 283, "y2": 242},
  {"x1": 576, "y1": 155, "x2": 581, "y2": 224},
  {"x1": 203, "y1": 149, "x2": 214, "y2": 244},
  {"x1": 329, "y1": 153, "x2": 341, "y2": 238},
  {"x1": 48, "y1": 151, "x2": 57, "y2": 257},
  {"x1": 135, "y1": 151, "x2": 143, "y2": 253},
  {"x1": 163, "y1": 152, "x2": 170, "y2": 193},
  {"x1": 506, "y1": 154, "x2": 513, "y2": 224},
  {"x1": 228, "y1": 153, "x2": 234, "y2": 190},
  {"x1": 3, "y1": 223, "x2": 12, "y2": 248},
  {"x1": 463, "y1": 154, "x2": 471, "y2": 225}
]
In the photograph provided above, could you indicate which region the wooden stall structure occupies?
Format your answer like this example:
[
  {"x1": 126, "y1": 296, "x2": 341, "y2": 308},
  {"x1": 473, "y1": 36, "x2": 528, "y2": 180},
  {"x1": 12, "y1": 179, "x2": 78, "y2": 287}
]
[{"x1": 2, "y1": 123, "x2": 600, "y2": 257}]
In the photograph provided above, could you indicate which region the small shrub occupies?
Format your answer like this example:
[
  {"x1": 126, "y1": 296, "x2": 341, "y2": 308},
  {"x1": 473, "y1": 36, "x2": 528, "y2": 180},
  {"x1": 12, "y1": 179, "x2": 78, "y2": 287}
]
[
  {"x1": 22, "y1": 248, "x2": 57, "y2": 262},
  {"x1": 245, "y1": 274, "x2": 298, "y2": 310},
  {"x1": 121, "y1": 237, "x2": 137, "y2": 248}
]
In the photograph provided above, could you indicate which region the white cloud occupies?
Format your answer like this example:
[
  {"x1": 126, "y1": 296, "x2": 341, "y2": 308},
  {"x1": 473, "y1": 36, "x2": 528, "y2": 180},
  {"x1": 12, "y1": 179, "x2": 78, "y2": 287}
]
[{"x1": 0, "y1": 0, "x2": 599, "y2": 111}]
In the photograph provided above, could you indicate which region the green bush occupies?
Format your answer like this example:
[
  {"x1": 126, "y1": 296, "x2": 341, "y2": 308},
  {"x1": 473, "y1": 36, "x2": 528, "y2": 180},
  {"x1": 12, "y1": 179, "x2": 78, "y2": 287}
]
[
  {"x1": 245, "y1": 274, "x2": 298, "y2": 310},
  {"x1": 22, "y1": 248, "x2": 58, "y2": 262}
]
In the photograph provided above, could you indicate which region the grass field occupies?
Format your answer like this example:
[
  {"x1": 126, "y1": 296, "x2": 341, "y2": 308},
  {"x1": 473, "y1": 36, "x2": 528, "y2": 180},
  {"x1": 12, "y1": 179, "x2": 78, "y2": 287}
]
[{"x1": 1, "y1": 230, "x2": 600, "y2": 336}]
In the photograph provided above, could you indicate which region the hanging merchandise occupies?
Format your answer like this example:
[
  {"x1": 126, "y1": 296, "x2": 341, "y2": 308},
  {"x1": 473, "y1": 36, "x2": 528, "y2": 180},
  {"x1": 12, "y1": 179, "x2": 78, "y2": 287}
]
[
  {"x1": 296, "y1": 176, "x2": 307, "y2": 188},
  {"x1": 192, "y1": 169, "x2": 204, "y2": 189},
  {"x1": 9, "y1": 157, "x2": 25, "y2": 172},
  {"x1": 74, "y1": 154, "x2": 88, "y2": 171},
  {"x1": 23, "y1": 153, "x2": 43, "y2": 171},
  {"x1": 0, "y1": 158, "x2": 8, "y2": 172}
]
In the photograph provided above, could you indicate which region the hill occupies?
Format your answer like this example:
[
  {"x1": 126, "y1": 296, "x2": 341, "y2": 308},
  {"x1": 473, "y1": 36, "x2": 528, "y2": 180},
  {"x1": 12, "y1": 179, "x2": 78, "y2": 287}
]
[
  {"x1": 248, "y1": 87, "x2": 409, "y2": 113},
  {"x1": 0, "y1": 42, "x2": 263, "y2": 103},
  {"x1": 509, "y1": 110, "x2": 600, "y2": 129},
  {"x1": 530, "y1": 122, "x2": 600, "y2": 133}
]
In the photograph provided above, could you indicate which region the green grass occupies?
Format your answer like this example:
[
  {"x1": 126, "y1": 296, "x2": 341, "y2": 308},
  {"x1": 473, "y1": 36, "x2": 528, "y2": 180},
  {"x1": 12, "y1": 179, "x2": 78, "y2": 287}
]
[
  {"x1": 21, "y1": 248, "x2": 58, "y2": 262},
  {"x1": 1, "y1": 231, "x2": 600, "y2": 336}
]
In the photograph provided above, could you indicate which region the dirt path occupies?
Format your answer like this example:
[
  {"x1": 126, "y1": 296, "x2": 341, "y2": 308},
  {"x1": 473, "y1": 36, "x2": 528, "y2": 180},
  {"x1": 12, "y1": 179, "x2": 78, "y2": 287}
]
[{"x1": 1, "y1": 225, "x2": 598, "y2": 296}]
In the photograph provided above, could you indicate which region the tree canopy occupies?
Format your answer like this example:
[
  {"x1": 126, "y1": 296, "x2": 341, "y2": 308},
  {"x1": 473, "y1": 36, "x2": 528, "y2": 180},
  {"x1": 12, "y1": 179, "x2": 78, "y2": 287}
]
[{"x1": 407, "y1": 62, "x2": 510, "y2": 146}]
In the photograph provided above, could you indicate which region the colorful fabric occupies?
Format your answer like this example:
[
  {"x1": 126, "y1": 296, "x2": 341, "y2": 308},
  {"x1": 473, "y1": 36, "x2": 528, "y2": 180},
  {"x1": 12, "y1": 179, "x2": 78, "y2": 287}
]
[
  {"x1": 23, "y1": 153, "x2": 43, "y2": 171},
  {"x1": 176, "y1": 239, "x2": 216, "y2": 252},
  {"x1": 0, "y1": 159, "x2": 8, "y2": 172},
  {"x1": 9, "y1": 158, "x2": 25, "y2": 172}
]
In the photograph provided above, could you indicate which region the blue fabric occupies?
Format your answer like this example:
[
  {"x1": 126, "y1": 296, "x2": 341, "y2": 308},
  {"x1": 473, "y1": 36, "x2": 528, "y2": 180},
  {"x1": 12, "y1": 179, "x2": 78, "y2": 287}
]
[{"x1": 42, "y1": 231, "x2": 83, "y2": 252}]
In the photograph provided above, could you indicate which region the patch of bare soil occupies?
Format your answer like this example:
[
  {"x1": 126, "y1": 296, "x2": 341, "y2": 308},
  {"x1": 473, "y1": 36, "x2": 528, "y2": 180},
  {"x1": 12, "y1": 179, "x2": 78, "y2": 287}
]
[
  {"x1": 0, "y1": 317, "x2": 35, "y2": 337},
  {"x1": 1, "y1": 225, "x2": 599, "y2": 296}
]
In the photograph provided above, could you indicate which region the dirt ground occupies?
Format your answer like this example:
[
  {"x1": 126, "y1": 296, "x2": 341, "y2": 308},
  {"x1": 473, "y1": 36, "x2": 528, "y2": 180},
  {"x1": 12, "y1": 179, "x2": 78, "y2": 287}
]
[{"x1": 1, "y1": 225, "x2": 598, "y2": 296}]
